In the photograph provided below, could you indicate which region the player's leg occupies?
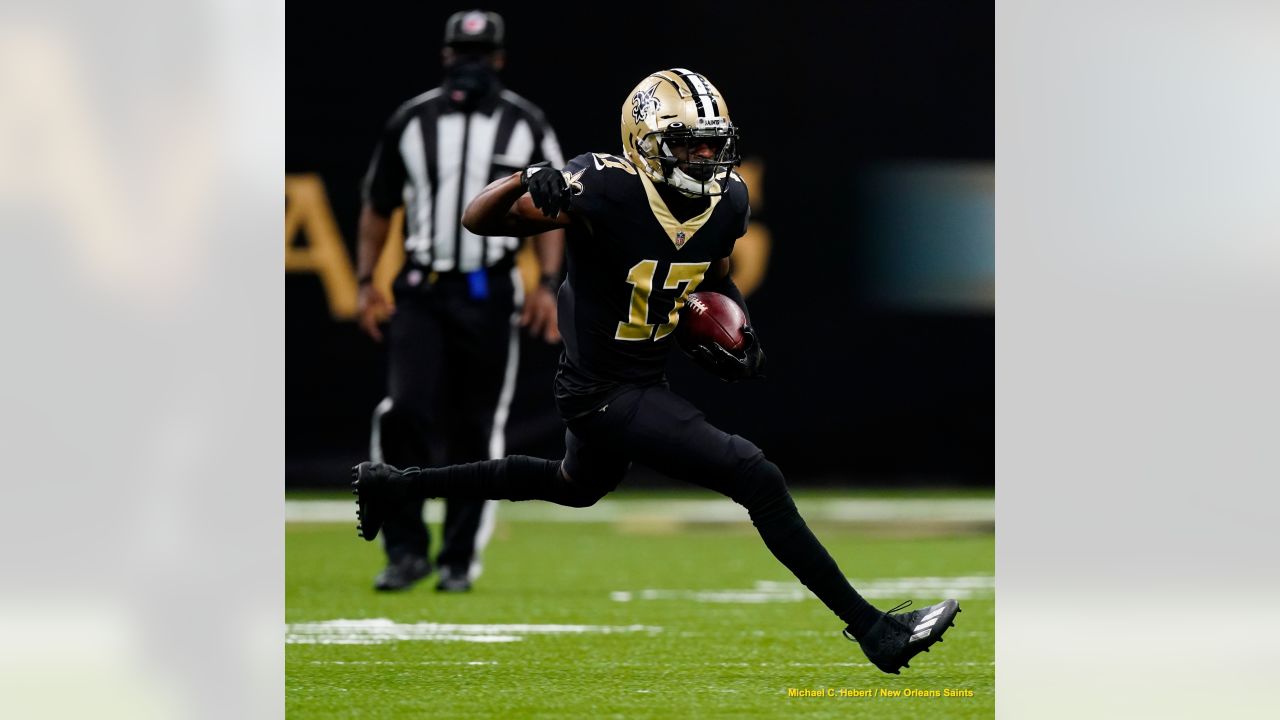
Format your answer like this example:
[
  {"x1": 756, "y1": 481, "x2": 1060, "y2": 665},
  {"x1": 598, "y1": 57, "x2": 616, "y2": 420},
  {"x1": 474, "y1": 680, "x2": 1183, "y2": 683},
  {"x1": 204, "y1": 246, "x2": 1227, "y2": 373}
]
[
  {"x1": 603, "y1": 385, "x2": 879, "y2": 628},
  {"x1": 353, "y1": 390, "x2": 634, "y2": 535},
  {"x1": 354, "y1": 424, "x2": 626, "y2": 515},
  {"x1": 614, "y1": 385, "x2": 959, "y2": 673},
  {"x1": 434, "y1": 268, "x2": 520, "y2": 591},
  {"x1": 371, "y1": 292, "x2": 443, "y2": 591}
]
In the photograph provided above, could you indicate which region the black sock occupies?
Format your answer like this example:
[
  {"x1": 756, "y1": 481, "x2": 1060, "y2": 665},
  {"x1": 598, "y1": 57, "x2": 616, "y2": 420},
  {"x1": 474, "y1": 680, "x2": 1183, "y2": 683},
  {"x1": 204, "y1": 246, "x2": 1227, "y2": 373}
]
[
  {"x1": 740, "y1": 468, "x2": 883, "y2": 638},
  {"x1": 399, "y1": 456, "x2": 599, "y2": 507}
]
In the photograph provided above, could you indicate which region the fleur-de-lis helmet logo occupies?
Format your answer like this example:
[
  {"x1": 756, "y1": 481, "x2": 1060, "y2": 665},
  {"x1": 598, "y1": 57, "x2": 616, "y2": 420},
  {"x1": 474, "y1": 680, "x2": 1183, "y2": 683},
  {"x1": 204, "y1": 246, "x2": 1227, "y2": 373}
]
[{"x1": 630, "y1": 84, "x2": 661, "y2": 124}]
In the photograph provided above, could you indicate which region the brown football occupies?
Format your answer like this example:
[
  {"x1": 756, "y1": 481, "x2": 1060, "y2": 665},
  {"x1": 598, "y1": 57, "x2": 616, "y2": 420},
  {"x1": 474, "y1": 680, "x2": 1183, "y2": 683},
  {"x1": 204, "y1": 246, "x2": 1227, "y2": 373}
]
[{"x1": 677, "y1": 291, "x2": 746, "y2": 352}]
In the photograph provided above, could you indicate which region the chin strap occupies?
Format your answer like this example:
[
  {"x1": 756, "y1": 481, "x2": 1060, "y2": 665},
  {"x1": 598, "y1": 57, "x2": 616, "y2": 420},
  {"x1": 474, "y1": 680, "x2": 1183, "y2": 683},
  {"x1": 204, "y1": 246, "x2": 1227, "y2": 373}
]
[{"x1": 661, "y1": 167, "x2": 721, "y2": 197}]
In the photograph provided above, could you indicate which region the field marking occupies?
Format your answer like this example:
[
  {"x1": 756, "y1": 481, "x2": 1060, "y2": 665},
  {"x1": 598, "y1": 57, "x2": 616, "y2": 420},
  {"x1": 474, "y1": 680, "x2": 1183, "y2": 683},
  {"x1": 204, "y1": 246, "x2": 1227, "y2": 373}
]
[
  {"x1": 611, "y1": 576, "x2": 993, "y2": 604},
  {"x1": 286, "y1": 618, "x2": 662, "y2": 645},
  {"x1": 286, "y1": 498, "x2": 993, "y2": 524},
  {"x1": 311, "y1": 660, "x2": 996, "y2": 669},
  {"x1": 551, "y1": 661, "x2": 993, "y2": 668},
  {"x1": 308, "y1": 660, "x2": 498, "y2": 666}
]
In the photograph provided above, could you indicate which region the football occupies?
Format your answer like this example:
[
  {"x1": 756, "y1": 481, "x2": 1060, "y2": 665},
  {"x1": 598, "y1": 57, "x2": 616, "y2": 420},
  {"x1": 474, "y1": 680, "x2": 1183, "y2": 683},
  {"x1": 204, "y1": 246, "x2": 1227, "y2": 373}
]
[{"x1": 677, "y1": 291, "x2": 747, "y2": 352}]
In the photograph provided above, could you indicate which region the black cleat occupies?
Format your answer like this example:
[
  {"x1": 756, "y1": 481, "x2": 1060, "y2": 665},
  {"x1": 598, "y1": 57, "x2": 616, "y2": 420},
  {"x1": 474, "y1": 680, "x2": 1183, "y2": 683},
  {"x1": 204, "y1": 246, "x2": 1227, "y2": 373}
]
[
  {"x1": 374, "y1": 555, "x2": 432, "y2": 592},
  {"x1": 351, "y1": 461, "x2": 419, "y2": 541},
  {"x1": 434, "y1": 566, "x2": 473, "y2": 593},
  {"x1": 845, "y1": 599, "x2": 961, "y2": 674}
]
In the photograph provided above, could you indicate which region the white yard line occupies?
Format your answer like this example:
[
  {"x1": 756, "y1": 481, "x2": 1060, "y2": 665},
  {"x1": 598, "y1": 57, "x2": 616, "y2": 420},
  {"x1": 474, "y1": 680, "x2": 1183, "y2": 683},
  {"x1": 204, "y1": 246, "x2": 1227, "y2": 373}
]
[
  {"x1": 285, "y1": 497, "x2": 994, "y2": 524},
  {"x1": 285, "y1": 619, "x2": 662, "y2": 645},
  {"x1": 612, "y1": 576, "x2": 994, "y2": 603},
  {"x1": 307, "y1": 660, "x2": 498, "y2": 666}
]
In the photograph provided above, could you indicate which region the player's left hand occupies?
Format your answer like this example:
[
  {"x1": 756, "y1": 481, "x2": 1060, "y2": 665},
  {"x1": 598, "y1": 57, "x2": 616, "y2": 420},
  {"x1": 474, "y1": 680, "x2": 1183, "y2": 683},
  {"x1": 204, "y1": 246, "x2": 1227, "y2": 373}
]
[
  {"x1": 741, "y1": 326, "x2": 767, "y2": 378},
  {"x1": 521, "y1": 286, "x2": 561, "y2": 343},
  {"x1": 689, "y1": 326, "x2": 766, "y2": 382}
]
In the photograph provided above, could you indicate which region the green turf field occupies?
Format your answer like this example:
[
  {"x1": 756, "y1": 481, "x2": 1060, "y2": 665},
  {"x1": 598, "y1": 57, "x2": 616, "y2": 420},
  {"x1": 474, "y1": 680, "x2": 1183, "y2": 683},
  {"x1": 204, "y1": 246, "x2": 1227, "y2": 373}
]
[{"x1": 286, "y1": 491, "x2": 993, "y2": 718}]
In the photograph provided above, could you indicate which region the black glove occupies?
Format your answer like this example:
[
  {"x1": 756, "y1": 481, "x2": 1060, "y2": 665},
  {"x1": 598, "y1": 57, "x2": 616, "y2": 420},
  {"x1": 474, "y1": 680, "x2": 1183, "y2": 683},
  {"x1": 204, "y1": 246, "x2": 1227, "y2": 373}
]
[
  {"x1": 520, "y1": 161, "x2": 572, "y2": 218},
  {"x1": 687, "y1": 325, "x2": 767, "y2": 382}
]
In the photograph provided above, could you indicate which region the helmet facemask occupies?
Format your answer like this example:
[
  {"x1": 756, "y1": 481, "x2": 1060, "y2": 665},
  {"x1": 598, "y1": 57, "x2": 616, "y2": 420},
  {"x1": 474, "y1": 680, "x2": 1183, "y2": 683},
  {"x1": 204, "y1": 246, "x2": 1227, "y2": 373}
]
[{"x1": 639, "y1": 121, "x2": 741, "y2": 197}]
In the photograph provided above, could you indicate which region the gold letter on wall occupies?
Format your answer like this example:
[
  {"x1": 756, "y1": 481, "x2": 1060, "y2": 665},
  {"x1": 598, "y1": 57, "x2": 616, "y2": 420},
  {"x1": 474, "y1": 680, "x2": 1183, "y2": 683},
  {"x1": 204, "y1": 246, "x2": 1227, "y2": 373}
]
[{"x1": 285, "y1": 174, "x2": 358, "y2": 319}]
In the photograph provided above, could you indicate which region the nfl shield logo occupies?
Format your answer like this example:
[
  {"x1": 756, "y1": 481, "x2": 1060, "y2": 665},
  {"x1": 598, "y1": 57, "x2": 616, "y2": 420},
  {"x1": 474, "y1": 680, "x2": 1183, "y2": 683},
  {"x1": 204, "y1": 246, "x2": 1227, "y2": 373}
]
[{"x1": 674, "y1": 231, "x2": 687, "y2": 247}]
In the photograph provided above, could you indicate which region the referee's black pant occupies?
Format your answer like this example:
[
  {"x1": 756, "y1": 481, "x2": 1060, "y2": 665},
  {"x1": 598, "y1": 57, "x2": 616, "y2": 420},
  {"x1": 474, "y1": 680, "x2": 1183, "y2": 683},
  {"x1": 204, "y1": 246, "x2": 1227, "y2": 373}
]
[{"x1": 371, "y1": 265, "x2": 521, "y2": 578}]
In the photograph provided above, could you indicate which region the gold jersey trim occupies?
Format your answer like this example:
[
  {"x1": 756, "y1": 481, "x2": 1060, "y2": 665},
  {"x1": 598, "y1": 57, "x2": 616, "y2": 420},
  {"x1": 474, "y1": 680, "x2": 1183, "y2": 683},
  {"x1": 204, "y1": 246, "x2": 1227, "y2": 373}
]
[{"x1": 634, "y1": 170, "x2": 722, "y2": 250}]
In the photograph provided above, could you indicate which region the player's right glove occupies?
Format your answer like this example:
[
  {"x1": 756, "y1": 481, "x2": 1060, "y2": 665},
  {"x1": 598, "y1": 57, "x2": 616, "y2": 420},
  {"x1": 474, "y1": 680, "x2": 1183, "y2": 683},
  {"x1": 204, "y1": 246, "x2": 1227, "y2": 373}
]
[
  {"x1": 687, "y1": 326, "x2": 767, "y2": 383},
  {"x1": 520, "y1": 161, "x2": 572, "y2": 218}
]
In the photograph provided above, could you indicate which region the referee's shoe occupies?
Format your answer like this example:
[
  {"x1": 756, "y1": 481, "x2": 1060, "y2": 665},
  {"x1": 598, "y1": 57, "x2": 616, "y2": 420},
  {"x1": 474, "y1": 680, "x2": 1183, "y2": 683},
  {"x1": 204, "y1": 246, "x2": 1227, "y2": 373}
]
[
  {"x1": 374, "y1": 556, "x2": 432, "y2": 592},
  {"x1": 846, "y1": 599, "x2": 961, "y2": 674}
]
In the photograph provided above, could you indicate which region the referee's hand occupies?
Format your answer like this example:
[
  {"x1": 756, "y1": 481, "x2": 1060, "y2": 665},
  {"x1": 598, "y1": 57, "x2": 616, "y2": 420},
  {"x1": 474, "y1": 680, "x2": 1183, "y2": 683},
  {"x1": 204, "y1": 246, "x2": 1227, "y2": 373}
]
[
  {"x1": 357, "y1": 284, "x2": 393, "y2": 342},
  {"x1": 521, "y1": 285, "x2": 560, "y2": 344}
]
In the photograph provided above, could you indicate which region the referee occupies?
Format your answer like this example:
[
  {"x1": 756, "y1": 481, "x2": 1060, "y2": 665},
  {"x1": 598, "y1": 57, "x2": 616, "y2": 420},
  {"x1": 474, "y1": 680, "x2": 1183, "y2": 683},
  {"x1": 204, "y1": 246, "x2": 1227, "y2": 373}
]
[{"x1": 355, "y1": 9, "x2": 565, "y2": 592}]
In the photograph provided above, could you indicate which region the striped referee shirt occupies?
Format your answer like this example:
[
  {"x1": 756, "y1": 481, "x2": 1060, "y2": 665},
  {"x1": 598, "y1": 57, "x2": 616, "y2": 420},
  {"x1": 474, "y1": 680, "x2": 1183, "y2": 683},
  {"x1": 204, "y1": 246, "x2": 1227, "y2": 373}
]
[{"x1": 363, "y1": 85, "x2": 564, "y2": 274}]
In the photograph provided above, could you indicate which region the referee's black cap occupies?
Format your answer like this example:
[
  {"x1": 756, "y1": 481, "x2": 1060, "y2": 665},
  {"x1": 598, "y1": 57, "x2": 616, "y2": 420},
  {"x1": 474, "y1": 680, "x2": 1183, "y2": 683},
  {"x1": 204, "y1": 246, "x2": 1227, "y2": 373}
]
[{"x1": 444, "y1": 9, "x2": 505, "y2": 50}]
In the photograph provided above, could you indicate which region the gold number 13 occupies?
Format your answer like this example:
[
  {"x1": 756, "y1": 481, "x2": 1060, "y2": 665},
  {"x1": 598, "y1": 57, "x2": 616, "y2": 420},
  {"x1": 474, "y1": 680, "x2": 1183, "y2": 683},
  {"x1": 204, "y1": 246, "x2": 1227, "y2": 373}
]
[{"x1": 615, "y1": 259, "x2": 711, "y2": 341}]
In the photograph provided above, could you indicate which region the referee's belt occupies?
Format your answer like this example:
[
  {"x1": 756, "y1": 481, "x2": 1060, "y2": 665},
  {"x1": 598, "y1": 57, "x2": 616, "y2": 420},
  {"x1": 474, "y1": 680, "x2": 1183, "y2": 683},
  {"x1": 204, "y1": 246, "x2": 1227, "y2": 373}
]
[
  {"x1": 400, "y1": 253, "x2": 515, "y2": 292},
  {"x1": 415, "y1": 253, "x2": 515, "y2": 279}
]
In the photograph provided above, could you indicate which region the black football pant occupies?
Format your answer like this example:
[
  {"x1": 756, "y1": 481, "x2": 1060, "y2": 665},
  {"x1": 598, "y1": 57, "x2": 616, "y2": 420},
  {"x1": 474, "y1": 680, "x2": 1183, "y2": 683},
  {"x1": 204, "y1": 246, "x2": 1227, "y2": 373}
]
[
  {"x1": 373, "y1": 269, "x2": 519, "y2": 577},
  {"x1": 397, "y1": 383, "x2": 882, "y2": 634}
]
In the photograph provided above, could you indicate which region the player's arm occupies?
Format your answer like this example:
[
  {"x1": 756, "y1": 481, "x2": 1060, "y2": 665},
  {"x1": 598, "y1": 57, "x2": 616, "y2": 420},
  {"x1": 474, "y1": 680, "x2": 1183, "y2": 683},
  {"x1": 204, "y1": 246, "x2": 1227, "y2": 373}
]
[
  {"x1": 700, "y1": 257, "x2": 751, "y2": 323},
  {"x1": 690, "y1": 257, "x2": 767, "y2": 380},
  {"x1": 462, "y1": 166, "x2": 576, "y2": 238}
]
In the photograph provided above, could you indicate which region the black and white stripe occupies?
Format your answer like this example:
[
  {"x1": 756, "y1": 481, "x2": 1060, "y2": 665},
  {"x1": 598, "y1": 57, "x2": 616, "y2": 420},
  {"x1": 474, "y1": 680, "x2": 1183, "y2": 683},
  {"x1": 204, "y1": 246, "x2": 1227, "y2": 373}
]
[
  {"x1": 366, "y1": 89, "x2": 563, "y2": 274},
  {"x1": 671, "y1": 68, "x2": 721, "y2": 118}
]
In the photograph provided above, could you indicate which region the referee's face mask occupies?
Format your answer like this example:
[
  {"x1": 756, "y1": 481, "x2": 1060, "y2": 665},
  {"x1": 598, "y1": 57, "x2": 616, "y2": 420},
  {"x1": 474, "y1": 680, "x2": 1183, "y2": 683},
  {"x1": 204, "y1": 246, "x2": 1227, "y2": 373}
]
[{"x1": 443, "y1": 48, "x2": 501, "y2": 109}]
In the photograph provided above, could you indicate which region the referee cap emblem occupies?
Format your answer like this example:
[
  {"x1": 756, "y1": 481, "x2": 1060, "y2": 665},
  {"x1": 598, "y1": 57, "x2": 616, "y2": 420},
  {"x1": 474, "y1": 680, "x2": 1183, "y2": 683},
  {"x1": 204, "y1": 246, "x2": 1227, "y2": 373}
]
[
  {"x1": 444, "y1": 9, "x2": 505, "y2": 48},
  {"x1": 461, "y1": 11, "x2": 487, "y2": 34}
]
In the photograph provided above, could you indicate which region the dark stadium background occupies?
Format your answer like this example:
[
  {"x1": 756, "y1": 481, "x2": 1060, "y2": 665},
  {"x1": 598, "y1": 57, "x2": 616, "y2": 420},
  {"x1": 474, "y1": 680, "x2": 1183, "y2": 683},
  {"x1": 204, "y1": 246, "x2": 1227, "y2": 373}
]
[{"x1": 286, "y1": 1, "x2": 993, "y2": 489}]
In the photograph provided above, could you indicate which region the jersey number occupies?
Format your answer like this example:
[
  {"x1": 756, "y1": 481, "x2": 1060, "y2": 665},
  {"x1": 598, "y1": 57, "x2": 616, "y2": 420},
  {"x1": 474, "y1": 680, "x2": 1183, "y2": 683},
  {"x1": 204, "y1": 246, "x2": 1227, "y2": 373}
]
[{"x1": 615, "y1": 260, "x2": 711, "y2": 341}]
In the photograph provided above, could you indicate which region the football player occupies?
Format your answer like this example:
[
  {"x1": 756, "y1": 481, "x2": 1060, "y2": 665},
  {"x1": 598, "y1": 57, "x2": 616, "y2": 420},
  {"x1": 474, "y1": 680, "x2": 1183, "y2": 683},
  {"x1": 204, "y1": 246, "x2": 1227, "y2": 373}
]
[{"x1": 351, "y1": 69, "x2": 959, "y2": 674}]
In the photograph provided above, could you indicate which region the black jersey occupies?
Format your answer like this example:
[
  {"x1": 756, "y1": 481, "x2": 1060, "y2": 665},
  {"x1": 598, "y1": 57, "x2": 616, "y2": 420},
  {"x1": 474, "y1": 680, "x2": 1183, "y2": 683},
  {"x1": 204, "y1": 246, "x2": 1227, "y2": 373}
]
[{"x1": 553, "y1": 152, "x2": 751, "y2": 419}]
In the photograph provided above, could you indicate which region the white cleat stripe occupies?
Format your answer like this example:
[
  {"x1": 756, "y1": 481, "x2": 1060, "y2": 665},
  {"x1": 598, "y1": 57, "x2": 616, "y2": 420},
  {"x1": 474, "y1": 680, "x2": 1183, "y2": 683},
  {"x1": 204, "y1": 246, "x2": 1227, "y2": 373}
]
[
  {"x1": 921, "y1": 606, "x2": 947, "y2": 622},
  {"x1": 909, "y1": 630, "x2": 931, "y2": 642},
  {"x1": 914, "y1": 618, "x2": 939, "y2": 632}
]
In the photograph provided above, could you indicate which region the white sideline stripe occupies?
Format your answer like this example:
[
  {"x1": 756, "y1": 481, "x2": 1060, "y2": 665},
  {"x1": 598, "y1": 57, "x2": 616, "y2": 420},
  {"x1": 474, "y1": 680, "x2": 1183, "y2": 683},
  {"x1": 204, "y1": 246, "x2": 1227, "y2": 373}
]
[
  {"x1": 611, "y1": 576, "x2": 993, "y2": 604},
  {"x1": 306, "y1": 658, "x2": 993, "y2": 668},
  {"x1": 285, "y1": 619, "x2": 662, "y2": 645},
  {"x1": 285, "y1": 497, "x2": 994, "y2": 524}
]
